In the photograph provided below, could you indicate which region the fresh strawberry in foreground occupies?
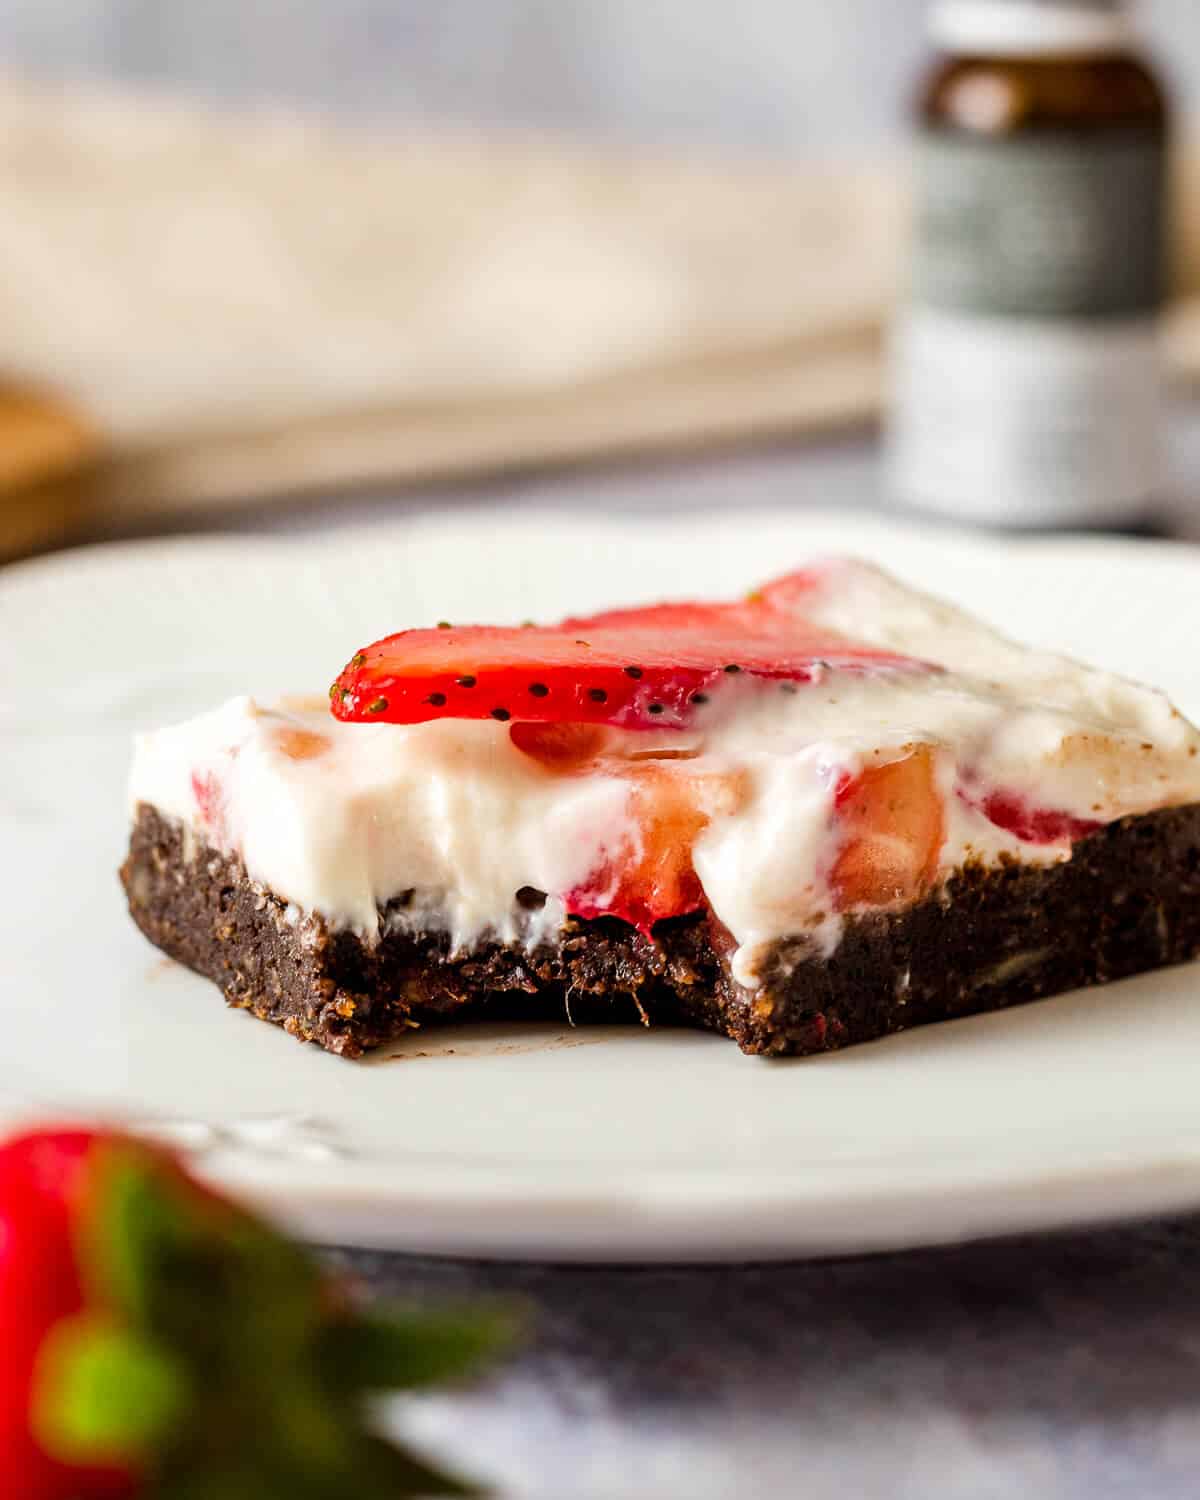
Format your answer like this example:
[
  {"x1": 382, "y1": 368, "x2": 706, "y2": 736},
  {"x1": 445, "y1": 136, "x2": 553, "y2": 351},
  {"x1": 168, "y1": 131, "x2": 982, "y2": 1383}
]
[
  {"x1": 329, "y1": 567, "x2": 932, "y2": 731},
  {"x1": 0, "y1": 1132, "x2": 133, "y2": 1500},
  {"x1": 0, "y1": 1127, "x2": 509, "y2": 1500}
]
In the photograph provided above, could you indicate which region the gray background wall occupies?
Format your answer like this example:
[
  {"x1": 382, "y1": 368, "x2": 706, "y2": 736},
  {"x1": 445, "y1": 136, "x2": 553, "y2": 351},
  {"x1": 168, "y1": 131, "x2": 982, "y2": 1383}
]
[{"x1": 0, "y1": 1, "x2": 1196, "y2": 151}]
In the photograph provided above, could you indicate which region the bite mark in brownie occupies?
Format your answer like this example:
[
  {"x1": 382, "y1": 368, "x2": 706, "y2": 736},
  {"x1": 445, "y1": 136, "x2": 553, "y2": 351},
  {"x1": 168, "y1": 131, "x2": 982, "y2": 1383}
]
[{"x1": 122, "y1": 802, "x2": 1200, "y2": 1061}]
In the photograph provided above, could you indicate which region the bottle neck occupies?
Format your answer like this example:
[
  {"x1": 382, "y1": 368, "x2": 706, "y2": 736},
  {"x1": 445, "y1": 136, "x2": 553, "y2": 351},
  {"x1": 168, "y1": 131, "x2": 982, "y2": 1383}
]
[{"x1": 929, "y1": 1, "x2": 1135, "y2": 57}]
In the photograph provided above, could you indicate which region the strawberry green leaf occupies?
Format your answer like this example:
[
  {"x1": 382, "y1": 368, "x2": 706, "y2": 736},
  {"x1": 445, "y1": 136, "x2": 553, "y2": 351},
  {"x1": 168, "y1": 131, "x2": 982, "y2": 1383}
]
[
  {"x1": 85, "y1": 1146, "x2": 321, "y2": 1357},
  {"x1": 81, "y1": 1146, "x2": 220, "y2": 1324},
  {"x1": 317, "y1": 1303, "x2": 518, "y2": 1392},
  {"x1": 154, "y1": 1439, "x2": 481, "y2": 1500},
  {"x1": 350, "y1": 1431, "x2": 484, "y2": 1497}
]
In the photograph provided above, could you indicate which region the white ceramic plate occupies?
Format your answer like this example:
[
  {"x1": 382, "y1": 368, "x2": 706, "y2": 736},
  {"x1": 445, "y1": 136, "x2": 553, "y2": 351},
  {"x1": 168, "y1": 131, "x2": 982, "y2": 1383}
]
[{"x1": 4, "y1": 510, "x2": 1200, "y2": 1260}]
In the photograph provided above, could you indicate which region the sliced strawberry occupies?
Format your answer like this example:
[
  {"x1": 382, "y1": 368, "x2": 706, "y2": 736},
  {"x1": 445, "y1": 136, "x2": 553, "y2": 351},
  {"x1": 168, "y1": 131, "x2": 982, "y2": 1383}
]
[
  {"x1": 750, "y1": 565, "x2": 835, "y2": 615},
  {"x1": 557, "y1": 599, "x2": 761, "y2": 635},
  {"x1": 330, "y1": 571, "x2": 932, "y2": 731},
  {"x1": 569, "y1": 769, "x2": 749, "y2": 935},
  {"x1": 565, "y1": 785, "x2": 705, "y2": 934},
  {"x1": 512, "y1": 723, "x2": 746, "y2": 934},
  {"x1": 189, "y1": 771, "x2": 223, "y2": 838},
  {"x1": 558, "y1": 563, "x2": 833, "y2": 633},
  {"x1": 829, "y1": 746, "x2": 945, "y2": 910},
  {"x1": 964, "y1": 786, "x2": 1103, "y2": 846},
  {"x1": 508, "y1": 721, "x2": 617, "y2": 768}
]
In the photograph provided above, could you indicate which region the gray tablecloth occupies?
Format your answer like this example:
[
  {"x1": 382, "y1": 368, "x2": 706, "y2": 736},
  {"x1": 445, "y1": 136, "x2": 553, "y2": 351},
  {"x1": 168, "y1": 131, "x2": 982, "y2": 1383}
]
[{"x1": 331, "y1": 1209, "x2": 1200, "y2": 1500}]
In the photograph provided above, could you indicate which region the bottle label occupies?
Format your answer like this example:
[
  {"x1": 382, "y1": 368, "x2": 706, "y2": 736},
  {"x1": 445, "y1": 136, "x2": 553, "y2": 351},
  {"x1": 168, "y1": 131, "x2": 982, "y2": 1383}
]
[
  {"x1": 912, "y1": 129, "x2": 1166, "y2": 319},
  {"x1": 889, "y1": 311, "x2": 1163, "y2": 526},
  {"x1": 891, "y1": 127, "x2": 1167, "y2": 525}
]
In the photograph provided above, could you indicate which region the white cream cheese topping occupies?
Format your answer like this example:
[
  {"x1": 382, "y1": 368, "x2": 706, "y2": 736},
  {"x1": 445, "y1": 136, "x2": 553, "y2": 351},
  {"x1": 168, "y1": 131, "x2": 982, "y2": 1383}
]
[{"x1": 128, "y1": 560, "x2": 1200, "y2": 983}]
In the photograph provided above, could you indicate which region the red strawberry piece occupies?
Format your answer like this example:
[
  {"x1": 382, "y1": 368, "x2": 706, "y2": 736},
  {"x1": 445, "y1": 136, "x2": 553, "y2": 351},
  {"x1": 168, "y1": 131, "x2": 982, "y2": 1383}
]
[
  {"x1": 563, "y1": 768, "x2": 710, "y2": 936},
  {"x1": 189, "y1": 770, "x2": 225, "y2": 841},
  {"x1": 829, "y1": 746, "x2": 946, "y2": 910},
  {"x1": 964, "y1": 786, "x2": 1103, "y2": 846},
  {"x1": 329, "y1": 570, "x2": 932, "y2": 731},
  {"x1": 512, "y1": 723, "x2": 747, "y2": 934},
  {"x1": 556, "y1": 562, "x2": 833, "y2": 633},
  {"x1": 508, "y1": 721, "x2": 617, "y2": 768},
  {"x1": 567, "y1": 767, "x2": 749, "y2": 934}
]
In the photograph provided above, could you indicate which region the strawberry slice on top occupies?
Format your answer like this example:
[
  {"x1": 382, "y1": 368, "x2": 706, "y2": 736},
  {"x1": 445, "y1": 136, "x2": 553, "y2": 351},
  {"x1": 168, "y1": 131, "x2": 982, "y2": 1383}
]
[{"x1": 330, "y1": 568, "x2": 933, "y2": 731}]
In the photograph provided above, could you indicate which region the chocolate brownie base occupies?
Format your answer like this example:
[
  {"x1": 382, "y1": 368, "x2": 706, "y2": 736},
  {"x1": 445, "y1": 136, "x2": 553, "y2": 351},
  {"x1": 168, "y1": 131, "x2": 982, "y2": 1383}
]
[{"x1": 121, "y1": 802, "x2": 1200, "y2": 1060}]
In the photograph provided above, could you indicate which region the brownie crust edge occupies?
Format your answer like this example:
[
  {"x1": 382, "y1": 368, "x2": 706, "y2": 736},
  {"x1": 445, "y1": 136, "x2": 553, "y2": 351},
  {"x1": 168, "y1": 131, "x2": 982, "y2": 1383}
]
[{"x1": 121, "y1": 802, "x2": 1200, "y2": 1060}]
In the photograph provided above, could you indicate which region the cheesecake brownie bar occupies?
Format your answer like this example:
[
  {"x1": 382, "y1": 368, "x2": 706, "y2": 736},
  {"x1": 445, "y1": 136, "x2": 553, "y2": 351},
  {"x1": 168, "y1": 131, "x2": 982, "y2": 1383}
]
[{"x1": 122, "y1": 560, "x2": 1200, "y2": 1058}]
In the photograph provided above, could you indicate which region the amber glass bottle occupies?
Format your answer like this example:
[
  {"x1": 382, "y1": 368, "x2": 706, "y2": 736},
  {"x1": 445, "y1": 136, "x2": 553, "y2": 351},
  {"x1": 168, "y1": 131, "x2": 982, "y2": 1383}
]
[{"x1": 889, "y1": 0, "x2": 1169, "y2": 528}]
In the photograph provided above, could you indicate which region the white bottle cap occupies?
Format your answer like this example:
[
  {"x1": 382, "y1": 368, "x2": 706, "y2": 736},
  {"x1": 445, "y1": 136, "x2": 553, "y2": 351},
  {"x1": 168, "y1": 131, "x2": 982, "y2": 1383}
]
[{"x1": 929, "y1": 1, "x2": 1135, "y2": 56}]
